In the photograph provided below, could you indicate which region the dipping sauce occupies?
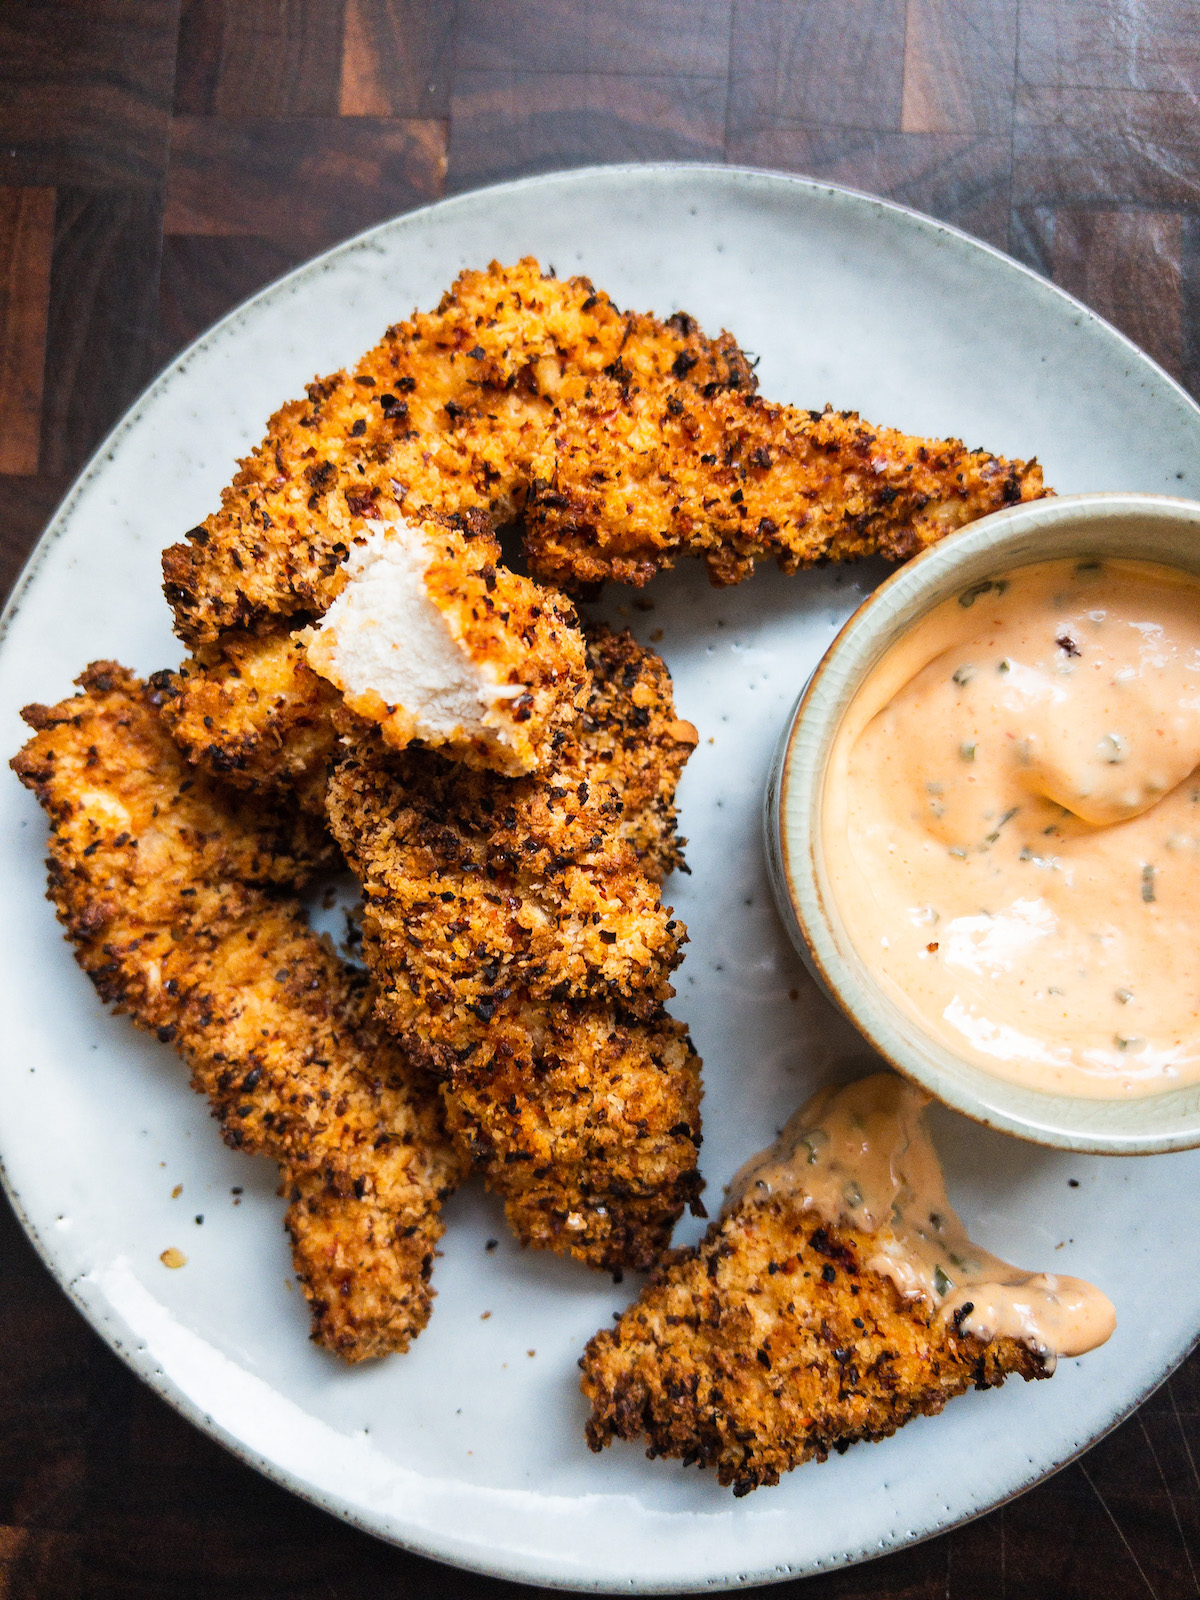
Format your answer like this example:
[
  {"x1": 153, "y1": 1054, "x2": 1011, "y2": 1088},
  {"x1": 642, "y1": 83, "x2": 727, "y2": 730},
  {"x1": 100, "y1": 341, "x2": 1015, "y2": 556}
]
[
  {"x1": 726, "y1": 1073, "x2": 1115, "y2": 1364},
  {"x1": 824, "y1": 558, "x2": 1200, "y2": 1098}
]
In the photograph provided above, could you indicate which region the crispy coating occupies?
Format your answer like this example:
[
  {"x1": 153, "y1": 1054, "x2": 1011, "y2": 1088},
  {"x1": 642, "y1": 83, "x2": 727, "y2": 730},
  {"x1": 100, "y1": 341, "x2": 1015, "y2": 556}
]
[
  {"x1": 162, "y1": 259, "x2": 755, "y2": 648},
  {"x1": 525, "y1": 388, "x2": 1050, "y2": 590},
  {"x1": 12, "y1": 664, "x2": 466, "y2": 1361},
  {"x1": 154, "y1": 628, "x2": 339, "y2": 812},
  {"x1": 159, "y1": 258, "x2": 1040, "y2": 805},
  {"x1": 438, "y1": 1001, "x2": 702, "y2": 1272},
  {"x1": 325, "y1": 627, "x2": 703, "y2": 1270},
  {"x1": 582, "y1": 624, "x2": 698, "y2": 877},
  {"x1": 581, "y1": 1201, "x2": 1047, "y2": 1495},
  {"x1": 307, "y1": 510, "x2": 588, "y2": 775},
  {"x1": 326, "y1": 628, "x2": 691, "y2": 1035}
]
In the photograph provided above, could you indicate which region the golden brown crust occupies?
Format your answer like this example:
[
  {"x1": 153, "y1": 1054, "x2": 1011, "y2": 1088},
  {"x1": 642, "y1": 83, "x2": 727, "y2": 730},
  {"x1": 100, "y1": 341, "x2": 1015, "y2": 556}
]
[
  {"x1": 153, "y1": 628, "x2": 339, "y2": 813},
  {"x1": 325, "y1": 627, "x2": 703, "y2": 1271},
  {"x1": 431, "y1": 1001, "x2": 703, "y2": 1273},
  {"x1": 12, "y1": 664, "x2": 466, "y2": 1361},
  {"x1": 162, "y1": 259, "x2": 755, "y2": 648},
  {"x1": 581, "y1": 1201, "x2": 1048, "y2": 1495},
  {"x1": 525, "y1": 388, "x2": 1050, "y2": 590},
  {"x1": 582, "y1": 625, "x2": 697, "y2": 878}
]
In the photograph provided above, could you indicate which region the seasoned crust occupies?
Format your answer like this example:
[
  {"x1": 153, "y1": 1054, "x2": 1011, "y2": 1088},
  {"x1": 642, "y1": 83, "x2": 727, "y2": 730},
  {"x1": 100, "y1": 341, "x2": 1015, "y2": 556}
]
[
  {"x1": 525, "y1": 388, "x2": 1049, "y2": 589},
  {"x1": 581, "y1": 624, "x2": 697, "y2": 878},
  {"x1": 324, "y1": 627, "x2": 704, "y2": 1271},
  {"x1": 581, "y1": 1201, "x2": 1048, "y2": 1495},
  {"x1": 12, "y1": 664, "x2": 466, "y2": 1361},
  {"x1": 153, "y1": 628, "x2": 339, "y2": 813},
  {"x1": 162, "y1": 259, "x2": 756, "y2": 648},
  {"x1": 325, "y1": 627, "x2": 692, "y2": 1042},
  {"x1": 427, "y1": 1000, "x2": 703, "y2": 1273}
]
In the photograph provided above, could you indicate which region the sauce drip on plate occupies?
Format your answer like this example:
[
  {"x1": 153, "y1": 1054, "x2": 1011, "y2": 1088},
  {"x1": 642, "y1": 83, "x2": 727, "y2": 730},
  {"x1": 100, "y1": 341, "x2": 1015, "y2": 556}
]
[{"x1": 726, "y1": 1074, "x2": 1115, "y2": 1365}]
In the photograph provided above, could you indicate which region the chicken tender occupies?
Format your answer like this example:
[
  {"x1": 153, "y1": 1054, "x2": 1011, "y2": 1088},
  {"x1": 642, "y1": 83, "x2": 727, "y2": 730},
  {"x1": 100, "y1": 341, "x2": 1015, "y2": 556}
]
[
  {"x1": 577, "y1": 1072, "x2": 1110, "y2": 1493},
  {"x1": 326, "y1": 627, "x2": 691, "y2": 1038},
  {"x1": 581, "y1": 1202, "x2": 1044, "y2": 1494},
  {"x1": 162, "y1": 259, "x2": 755, "y2": 649},
  {"x1": 525, "y1": 388, "x2": 1049, "y2": 590},
  {"x1": 306, "y1": 510, "x2": 587, "y2": 776},
  {"x1": 13, "y1": 664, "x2": 466, "y2": 1360},
  {"x1": 325, "y1": 627, "x2": 703, "y2": 1270}
]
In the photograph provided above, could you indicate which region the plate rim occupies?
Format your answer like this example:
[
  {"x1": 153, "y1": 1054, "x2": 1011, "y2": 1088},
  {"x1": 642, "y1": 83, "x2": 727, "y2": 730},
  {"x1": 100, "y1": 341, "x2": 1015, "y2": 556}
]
[{"x1": 4, "y1": 160, "x2": 1200, "y2": 1592}]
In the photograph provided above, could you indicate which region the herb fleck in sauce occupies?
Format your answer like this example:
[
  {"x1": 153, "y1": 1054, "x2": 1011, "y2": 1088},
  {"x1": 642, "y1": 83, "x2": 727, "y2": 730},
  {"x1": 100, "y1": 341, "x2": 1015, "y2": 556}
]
[{"x1": 825, "y1": 558, "x2": 1200, "y2": 1099}]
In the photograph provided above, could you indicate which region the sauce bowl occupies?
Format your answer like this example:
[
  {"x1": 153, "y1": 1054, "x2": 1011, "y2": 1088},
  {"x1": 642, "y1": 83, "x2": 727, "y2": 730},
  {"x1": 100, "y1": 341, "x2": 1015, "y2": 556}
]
[{"x1": 765, "y1": 491, "x2": 1200, "y2": 1154}]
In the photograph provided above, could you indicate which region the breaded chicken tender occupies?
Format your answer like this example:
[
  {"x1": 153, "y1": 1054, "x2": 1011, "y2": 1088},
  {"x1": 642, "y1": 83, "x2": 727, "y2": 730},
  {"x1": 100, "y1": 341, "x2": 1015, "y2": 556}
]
[
  {"x1": 159, "y1": 259, "x2": 1042, "y2": 806},
  {"x1": 162, "y1": 259, "x2": 755, "y2": 649},
  {"x1": 582, "y1": 1203, "x2": 1044, "y2": 1494},
  {"x1": 325, "y1": 627, "x2": 703, "y2": 1270},
  {"x1": 525, "y1": 387, "x2": 1049, "y2": 590},
  {"x1": 306, "y1": 511, "x2": 587, "y2": 775},
  {"x1": 580, "y1": 1074, "x2": 1097, "y2": 1493},
  {"x1": 13, "y1": 665, "x2": 466, "y2": 1360}
]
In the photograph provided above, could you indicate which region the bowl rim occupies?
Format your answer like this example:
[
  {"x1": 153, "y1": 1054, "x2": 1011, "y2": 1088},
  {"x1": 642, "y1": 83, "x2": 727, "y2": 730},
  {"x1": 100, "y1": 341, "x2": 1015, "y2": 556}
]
[{"x1": 768, "y1": 490, "x2": 1200, "y2": 1155}]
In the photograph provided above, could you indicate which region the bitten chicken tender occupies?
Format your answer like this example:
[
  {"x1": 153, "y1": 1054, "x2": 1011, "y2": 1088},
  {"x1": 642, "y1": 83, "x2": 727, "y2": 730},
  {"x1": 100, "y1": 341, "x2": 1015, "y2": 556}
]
[
  {"x1": 326, "y1": 627, "x2": 703, "y2": 1270},
  {"x1": 306, "y1": 511, "x2": 587, "y2": 775},
  {"x1": 162, "y1": 259, "x2": 756, "y2": 648},
  {"x1": 159, "y1": 259, "x2": 1043, "y2": 807},
  {"x1": 525, "y1": 387, "x2": 1049, "y2": 590},
  {"x1": 581, "y1": 1201, "x2": 1045, "y2": 1496},
  {"x1": 12, "y1": 664, "x2": 466, "y2": 1361}
]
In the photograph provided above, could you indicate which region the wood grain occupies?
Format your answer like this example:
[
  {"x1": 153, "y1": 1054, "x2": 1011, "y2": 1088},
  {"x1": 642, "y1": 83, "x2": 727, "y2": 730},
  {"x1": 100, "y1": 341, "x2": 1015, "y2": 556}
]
[
  {"x1": 455, "y1": 0, "x2": 732, "y2": 76},
  {"x1": 727, "y1": 128, "x2": 1012, "y2": 248},
  {"x1": 155, "y1": 234, "x2": 302, "y2": 369},
  {"x1": 0, "y1": 1528, "x2": 80, "y2": 1600},
  {"x1": 901, "y1": 0, "x2": 1017, "y2": 135},
  {"x1": 339, "y1": 0, "x2": 455, "y2": 117},
  {"x1": 728, "y1": 0, "x2": 907, "y2": 134},
  {"x1": 38, "y1": 187, "x2": 165, "y2": 480},
  {"x1": 1053, "y1": 208, "x2": 1183, "y2": 375},
  {"x1": 0, "y1": 188, "x2": 54, "y2": 476},
  {"x1": 448, "y1": 71, "x2": 727, "y2": 191},
  {"x1": 164, "y1": 116, "x2": 446, "y2": 248},
  {"x1": 175, "y1": 0, "x2": 347, "y2": 117},
  {"x1": 1018, "y1": 0, "x2": 1200, "y2": 94},
  {"x1": 0, "y1": 1, "x2": 178, "y2": 189}
]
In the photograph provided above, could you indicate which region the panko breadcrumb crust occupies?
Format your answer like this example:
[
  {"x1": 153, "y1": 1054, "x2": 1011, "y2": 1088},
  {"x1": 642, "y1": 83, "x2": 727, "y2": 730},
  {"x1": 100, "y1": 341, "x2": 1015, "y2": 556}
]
[
  {"x1": 158, "y1": 259, "x2": 1045, "y2": 809},
  {"x1": 326, "y1": 626, "x2": 703, "y2": 1270},
  {"x1": 162, "y1": 258, "x2": 755, "y2": 648},
  {"x1": 12, "y1": 664, "x2": 466, "y2": 1361},
  {"x1": 307, "y1": 510, "x2": 588, "y2": 776},
  {"x1": 582, "y1": 1199, "x2": 1048, "y2": 1495},
  {"x1": 525, "y1": 389, "x2": 1048, "y2": 590},
  {"x1": 154, "y1": 626, "x2": 339, "y2": 813}
]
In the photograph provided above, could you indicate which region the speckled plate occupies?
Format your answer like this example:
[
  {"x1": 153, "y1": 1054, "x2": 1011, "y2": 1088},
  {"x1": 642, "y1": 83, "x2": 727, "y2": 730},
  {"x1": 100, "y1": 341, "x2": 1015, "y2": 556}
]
[{"x1": 3, "y1": 165, "x2": 1200, "y2": 1592}]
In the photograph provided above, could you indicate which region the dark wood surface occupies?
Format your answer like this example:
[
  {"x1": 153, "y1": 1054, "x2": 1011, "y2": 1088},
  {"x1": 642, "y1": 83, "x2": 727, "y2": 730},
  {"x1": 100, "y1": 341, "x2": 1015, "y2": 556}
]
[{"x1": 2, "y1": 4, "x2": 1199, "y2": 1595}]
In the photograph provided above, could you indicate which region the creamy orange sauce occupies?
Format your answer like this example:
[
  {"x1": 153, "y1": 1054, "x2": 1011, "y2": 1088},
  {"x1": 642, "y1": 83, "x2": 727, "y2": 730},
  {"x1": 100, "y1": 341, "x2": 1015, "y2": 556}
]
[
  {"x1": 726, "y1": 1074, "x2": 1115, "y2": 1363},
  {"x1": 824, "y1": 559, "x2": 1200, "y2": 1098}
]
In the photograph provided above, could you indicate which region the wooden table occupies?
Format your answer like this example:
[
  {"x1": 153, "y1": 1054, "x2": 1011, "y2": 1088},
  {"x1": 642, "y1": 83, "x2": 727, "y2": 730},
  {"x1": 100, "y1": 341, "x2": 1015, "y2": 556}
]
[{"x1": 2, "y1": 4, "x2": 1199, "y2": 1595}]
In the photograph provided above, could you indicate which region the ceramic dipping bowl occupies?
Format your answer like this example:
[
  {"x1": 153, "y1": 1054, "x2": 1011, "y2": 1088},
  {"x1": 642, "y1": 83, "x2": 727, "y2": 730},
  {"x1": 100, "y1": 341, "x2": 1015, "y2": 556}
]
[{"x1": 765, "y1": 491, "x2": 1200, "y2": 1154}]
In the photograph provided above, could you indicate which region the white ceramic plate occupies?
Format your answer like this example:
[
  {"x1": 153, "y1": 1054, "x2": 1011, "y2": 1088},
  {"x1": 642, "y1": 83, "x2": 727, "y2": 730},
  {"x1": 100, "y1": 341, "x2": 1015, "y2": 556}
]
[{"x1": 3, "y1": 166, "x2": 1200, "y2": 1593}]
